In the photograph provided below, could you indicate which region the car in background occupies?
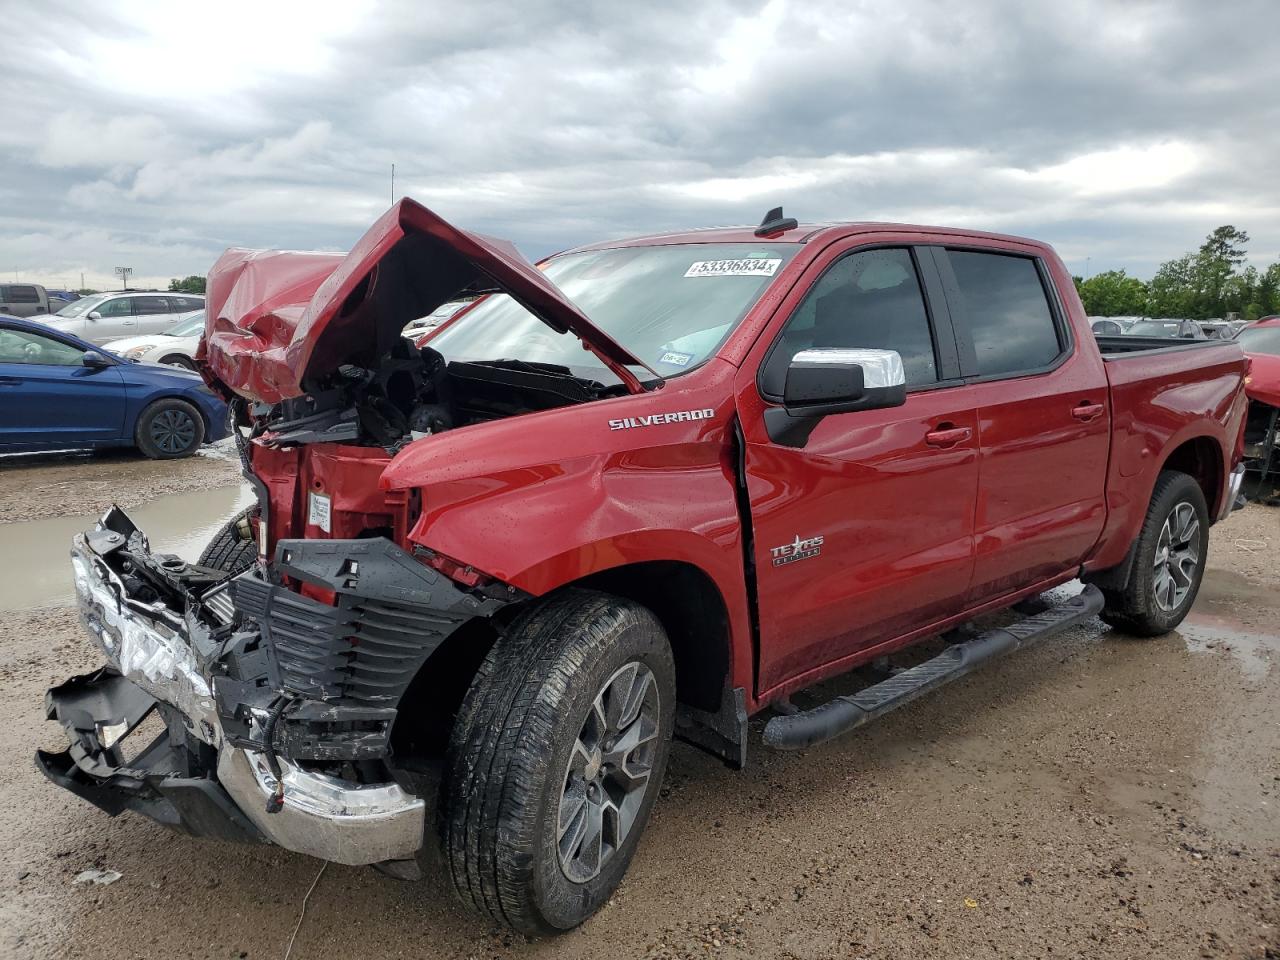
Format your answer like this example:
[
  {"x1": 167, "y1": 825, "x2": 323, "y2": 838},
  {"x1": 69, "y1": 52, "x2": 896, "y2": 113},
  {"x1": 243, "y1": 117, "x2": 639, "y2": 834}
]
[
  {"x1": 103, "y1": 312, "x2": 205, "y2": 369},
  {"x1": 1125, "y1": 318, "x2": 1206, "y2": 339},
  {"x1": 1090, "y1": 318, "x2": 1125, "y2": 336},
  {"x1": 1237, "y1": 317, "x2": 1280, "y2": 489},
  {"x1": 0, "y1": 316, "x2": 227, "y2": 459},
  {"x1": 44, "y1": 291, "x2": 205, "y2": 345},
  {"x1": 403, "y1": 299, "x2": 469, "y2": 337},
  {"x1": 0, "y1": 283, "x2": 51, "y2": 318},
  {"x1": 1199, "y1": 319, "x2": 1240, "y2": 340}
]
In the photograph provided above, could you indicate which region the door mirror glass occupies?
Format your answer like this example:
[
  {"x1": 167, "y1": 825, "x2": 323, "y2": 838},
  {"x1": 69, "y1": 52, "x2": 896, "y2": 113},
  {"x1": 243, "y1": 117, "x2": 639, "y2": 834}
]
[
  {"x1": 82, "y1": 351, "x2": 111, "y2": 369},
  {"x1": 766, "y1": 348, "x2": 907, "y2": 447}
]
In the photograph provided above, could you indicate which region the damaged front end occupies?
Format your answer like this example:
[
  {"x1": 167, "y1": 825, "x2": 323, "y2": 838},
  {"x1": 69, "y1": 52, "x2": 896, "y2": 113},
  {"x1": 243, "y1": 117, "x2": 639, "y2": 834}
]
[{"x1": 38, "y1": 506, "x2": 512, "y2": 867}]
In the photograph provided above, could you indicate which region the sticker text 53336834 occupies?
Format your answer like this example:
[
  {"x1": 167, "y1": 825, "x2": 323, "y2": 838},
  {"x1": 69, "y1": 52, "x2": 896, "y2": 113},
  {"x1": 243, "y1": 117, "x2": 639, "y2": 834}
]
[{"x1": 684, "y1": 258, "x2": 782, "y2": 278}]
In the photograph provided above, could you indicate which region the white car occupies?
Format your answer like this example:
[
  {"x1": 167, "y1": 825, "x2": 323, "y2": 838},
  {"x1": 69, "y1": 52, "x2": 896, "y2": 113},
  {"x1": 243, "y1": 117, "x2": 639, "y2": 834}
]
[
  {"x1": 44, "y1": 291, "x2": 206, "y2": 345},
  {"x1": 103, "y1": 312, "x2": 206, "y2": 369}
]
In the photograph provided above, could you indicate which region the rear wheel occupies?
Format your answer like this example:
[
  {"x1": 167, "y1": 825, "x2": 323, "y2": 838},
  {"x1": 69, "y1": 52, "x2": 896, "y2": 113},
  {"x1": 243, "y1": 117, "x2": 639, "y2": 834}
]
[
  {"x1": 134, "y1": 398, "x2": 204, "y2": 459},
  {"x1": 441, "y1": 590, "x2": 675, "y2": 935},
  {"x1": 1100, "y1": 470, "x2": 1208, "y2": 636},
  {"x1": 198, "y1": 507, "x2": 258, "y2": 575}
]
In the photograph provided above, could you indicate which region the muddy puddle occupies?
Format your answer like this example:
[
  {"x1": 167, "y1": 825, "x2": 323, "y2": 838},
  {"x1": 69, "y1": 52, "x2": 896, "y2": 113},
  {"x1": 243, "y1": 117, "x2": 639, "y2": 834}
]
[
  {"x1": 1179, "y1": 611, "x2": 1278, "y2": 681},
  {"x1": 0, "y1": 482, "x2": 253, "y2": 612}
]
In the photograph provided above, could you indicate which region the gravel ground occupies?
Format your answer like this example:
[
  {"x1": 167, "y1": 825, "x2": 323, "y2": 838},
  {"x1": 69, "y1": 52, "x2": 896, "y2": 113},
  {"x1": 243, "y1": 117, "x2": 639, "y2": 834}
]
[
  {"x1": 0, "y1": 442, "x2": 240, "y2": 524},
  {"x1": 0, "y1": 455, "x2": 1277, "y2": 960}
]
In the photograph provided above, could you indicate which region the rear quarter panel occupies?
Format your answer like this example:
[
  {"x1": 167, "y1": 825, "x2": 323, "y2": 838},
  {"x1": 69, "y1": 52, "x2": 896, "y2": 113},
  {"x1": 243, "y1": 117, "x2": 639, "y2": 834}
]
[{"x1": 1086, "y1": 342, "x2": 1247, "y2": 572}]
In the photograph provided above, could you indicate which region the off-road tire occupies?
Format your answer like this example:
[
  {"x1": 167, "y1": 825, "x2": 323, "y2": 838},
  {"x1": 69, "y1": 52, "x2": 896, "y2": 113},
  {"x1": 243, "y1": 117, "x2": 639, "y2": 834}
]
[
  {"x1": 441, "y1": 589, "x2": 675, "y2": 935},
  {"x1": 1100, "y1": 470, "x2": 1208, "y2": 636},
  {"x1": 134, "y1": 398, "x2": 204, "y2": 459},
  {"x1": 198, "y1": 507, "x2": 257, "y2": 575}
]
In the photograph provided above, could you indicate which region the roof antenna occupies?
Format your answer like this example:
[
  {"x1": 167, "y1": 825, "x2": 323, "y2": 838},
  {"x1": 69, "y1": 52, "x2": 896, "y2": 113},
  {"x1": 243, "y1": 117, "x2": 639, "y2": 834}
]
[{"x1": 755, "y1": 206, "x2": 798, "y2": 237}]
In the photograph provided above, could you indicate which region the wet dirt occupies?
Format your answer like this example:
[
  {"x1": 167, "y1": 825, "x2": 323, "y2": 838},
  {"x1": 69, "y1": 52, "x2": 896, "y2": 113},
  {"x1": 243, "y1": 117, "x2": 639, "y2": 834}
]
[
  {"x1": 0, "y1": 442, "x2": 241, "y2": 525},
  {"x1": 0, "y1": 463, "x2": 1277, "y2": 959}
]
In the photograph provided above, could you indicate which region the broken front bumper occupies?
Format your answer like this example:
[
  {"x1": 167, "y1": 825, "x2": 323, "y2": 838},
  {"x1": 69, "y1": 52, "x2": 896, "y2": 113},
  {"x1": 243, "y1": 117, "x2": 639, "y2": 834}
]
[{"x1": 35, "y1": 509, "x2": 498, "y2": 866}]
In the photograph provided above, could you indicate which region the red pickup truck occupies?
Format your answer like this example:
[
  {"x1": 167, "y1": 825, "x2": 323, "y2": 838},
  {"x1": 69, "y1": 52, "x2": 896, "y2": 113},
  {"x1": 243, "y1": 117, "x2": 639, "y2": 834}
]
[{"x1": 41, "y1": 201, "x2": 1248, "y2": 935}]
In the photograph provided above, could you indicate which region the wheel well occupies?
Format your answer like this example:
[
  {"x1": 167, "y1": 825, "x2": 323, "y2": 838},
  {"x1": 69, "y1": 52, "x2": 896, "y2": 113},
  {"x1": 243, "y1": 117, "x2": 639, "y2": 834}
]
[
  {"x1": 572, "y1": 561, "x2": 732, "y2": 714},
  {"x1": 1162, "y1": 436, "x2": 1223, "y2": 515},
  {"x1": 389, "y1": 561, "x2": 734, "y2": 764}
]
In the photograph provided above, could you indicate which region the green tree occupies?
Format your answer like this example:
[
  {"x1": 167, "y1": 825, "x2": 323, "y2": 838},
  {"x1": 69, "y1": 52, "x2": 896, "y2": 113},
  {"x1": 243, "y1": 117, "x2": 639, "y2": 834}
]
[
  {"x1": 1146, "y1": 252, "x2": 1199, "y2": 318},
  {"x1": 1076, "y1": 270, "x2": 1148, "y2": 316},
  {"x1": 168, "y1": 275, "x2": 206, "y2": 294}
]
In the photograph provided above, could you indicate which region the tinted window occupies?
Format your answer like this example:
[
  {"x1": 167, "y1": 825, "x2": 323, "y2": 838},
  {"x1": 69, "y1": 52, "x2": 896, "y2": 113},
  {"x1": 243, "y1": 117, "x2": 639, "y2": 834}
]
[
  {"x1": 135, "y1": 296, "x2": 172, "y2": 315},
  {"x1": 3, "y1": 285, "x2": 41, "y2": 304},
  {"x1": 97, "y1": 297, "x2": 134, "y2": 317},
  {"x1": 762, "y1": 247, "x2": 937, "y2": 395},
  {"x1": 172, "y1": 296, "x2": 204, "y2": 311},
  {"x1": 948, "y1": 251, "x2": 1061, "y2": 377},
  {"x1": 0, "y1": 328, "x2": 84, "y2": 365}
]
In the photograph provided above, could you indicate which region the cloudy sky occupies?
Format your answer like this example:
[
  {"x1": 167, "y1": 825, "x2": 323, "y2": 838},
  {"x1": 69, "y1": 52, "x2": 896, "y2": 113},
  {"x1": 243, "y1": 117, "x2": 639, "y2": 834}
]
[{"x1": 3, "y1": 0, "x2": 1277, "y2": 291}]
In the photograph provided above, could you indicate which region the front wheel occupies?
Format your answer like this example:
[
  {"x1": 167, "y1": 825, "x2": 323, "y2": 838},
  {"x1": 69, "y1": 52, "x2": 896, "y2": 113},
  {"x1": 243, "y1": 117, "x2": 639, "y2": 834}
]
[
  {"x1": 134, "y1": 398, "x2": 204, "y2": 459},
  {"x1": 441, "y1": 590, "x2": 675, "y2": 935},
  {"x1": 1100, "y1": 470, "x2": 1209, "y2": 636}
]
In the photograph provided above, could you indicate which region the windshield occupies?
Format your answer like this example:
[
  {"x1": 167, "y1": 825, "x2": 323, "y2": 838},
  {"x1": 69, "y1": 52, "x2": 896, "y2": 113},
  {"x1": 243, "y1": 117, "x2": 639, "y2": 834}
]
[
  {"x1": 429, "y1": 242, "x2": 797, "y2": 380},
  {"x1": 55, "y1": 294, "x2": 108, "y2": 318},
  {"x1": 167, "y1": 313, "x2": 205, "y2": 337},
  {"x1": 1238, "y1": 325, "x2": 1280, "y2": 356}
]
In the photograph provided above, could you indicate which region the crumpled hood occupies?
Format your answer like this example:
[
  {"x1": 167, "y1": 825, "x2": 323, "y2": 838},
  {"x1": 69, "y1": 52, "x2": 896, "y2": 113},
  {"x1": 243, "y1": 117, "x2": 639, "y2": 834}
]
[
  {"x1": 1244, "y1": 351, "x2": 1280, "y2": 408},
  {"x1": 199, "y1": 198, "x2": 645, "y2": 404}
]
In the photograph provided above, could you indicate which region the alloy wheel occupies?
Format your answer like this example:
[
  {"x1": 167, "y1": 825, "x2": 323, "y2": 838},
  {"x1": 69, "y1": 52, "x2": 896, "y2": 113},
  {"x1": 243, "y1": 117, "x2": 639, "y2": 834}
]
[
  {"x1": 1152, "y1": 501, "x2": 1199, "y2": 611},
  {"x1": 556, "y1": 661, "x2": 661, "y2": 883}
]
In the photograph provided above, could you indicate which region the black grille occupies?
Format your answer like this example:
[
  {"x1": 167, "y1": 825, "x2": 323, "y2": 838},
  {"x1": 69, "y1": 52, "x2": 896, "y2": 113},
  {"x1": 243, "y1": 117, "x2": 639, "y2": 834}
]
[{"x1": 231, "y1": 537, "x2": 506, "y2": 707}]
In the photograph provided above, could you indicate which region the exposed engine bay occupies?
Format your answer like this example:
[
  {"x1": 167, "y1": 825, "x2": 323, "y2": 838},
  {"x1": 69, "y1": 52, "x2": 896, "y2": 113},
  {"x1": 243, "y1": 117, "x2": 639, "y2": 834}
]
[{"x1": 250, "y1": 341, "x2": 627, "y2": 449}]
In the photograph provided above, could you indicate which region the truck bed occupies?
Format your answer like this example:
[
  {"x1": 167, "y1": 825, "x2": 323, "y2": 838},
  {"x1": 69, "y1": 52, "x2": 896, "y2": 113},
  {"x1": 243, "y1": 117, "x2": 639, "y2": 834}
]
[{"x1": 1094, "y1": 334, "x2": 1232, "y2": 356}]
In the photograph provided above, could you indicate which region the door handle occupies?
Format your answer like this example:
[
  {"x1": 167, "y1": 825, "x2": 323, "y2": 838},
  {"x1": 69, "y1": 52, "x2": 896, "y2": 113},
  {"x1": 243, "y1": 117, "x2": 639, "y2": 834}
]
[
  {"x1": 1072, "y1": 401, "x2": 1105, "y2": 422},
  {"x1": 925, "y1": 424, "x2": 973, "y2": 448},
  {"x1": 0, "y1": 376, "x2": 19, "y2": 386}
]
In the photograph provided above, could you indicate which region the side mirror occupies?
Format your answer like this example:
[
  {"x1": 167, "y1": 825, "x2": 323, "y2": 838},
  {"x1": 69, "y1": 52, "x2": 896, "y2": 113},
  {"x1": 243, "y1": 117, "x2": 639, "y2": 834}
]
[
  {"x1": 82, "y1": 351, "x2": 112, "y2": 369},
  {"x1": 87, "y1": 311, "x2": 101, "y2": 320},
  {"x1": 764, "y1": 348, "x2": 907, "y2": 447}
]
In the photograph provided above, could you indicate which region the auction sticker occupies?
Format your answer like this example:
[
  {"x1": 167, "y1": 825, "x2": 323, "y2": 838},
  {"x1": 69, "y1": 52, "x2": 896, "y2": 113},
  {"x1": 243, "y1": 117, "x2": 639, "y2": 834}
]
[
  {"x1": 308, "y1": 491, "x2": 332, "y2": 533},
  {"x1": 684, "y1": 258, "x2": 781, "y2": 278},
  {"x1": 660, "y1": 351, "x2": 693, "y2": 366}
]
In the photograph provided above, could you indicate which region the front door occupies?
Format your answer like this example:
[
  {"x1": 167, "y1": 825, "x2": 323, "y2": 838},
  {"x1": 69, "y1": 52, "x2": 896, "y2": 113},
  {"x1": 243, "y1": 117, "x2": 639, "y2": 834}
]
[
  {"x1": 89, "y1": 295, "x2": 138, "y2": 342},
  {"x1": 0, "y1": 326, "x2": 125, "y2": 446},
  {"x1": 738, "y1": 243, "x2": 980, "y2": 696}
]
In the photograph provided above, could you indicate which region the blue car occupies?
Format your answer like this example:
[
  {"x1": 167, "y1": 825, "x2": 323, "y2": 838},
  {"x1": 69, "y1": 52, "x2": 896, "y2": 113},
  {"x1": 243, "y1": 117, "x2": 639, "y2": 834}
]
[{"x1": 0, "y1": 316, "x2": 229, "y2": 459}]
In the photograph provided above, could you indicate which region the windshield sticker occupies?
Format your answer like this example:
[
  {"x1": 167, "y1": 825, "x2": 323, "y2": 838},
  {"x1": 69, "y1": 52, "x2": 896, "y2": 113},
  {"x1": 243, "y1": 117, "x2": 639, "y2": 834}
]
[
  {"x1": 660, "y1": 351, "x2": 693, "y2": 366},
  {"x1": 684, "y1": 258, "x2": 782, "y2": 278}
]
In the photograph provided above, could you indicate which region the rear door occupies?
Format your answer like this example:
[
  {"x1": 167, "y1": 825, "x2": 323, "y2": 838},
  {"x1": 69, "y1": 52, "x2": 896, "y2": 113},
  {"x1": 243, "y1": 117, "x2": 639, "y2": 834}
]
[
  {"x1": 0, "y1": 325, "x2": 126, "y2": 446},
  {"x1": 737, "y1": 242, "x2": 981, "y2": 695},
  {"x1": 933, "y1": 246, "x2": 1110, "y2": 601},
  {"x1": 134, "y1": 295, "x2": 181, "y2": 334}
]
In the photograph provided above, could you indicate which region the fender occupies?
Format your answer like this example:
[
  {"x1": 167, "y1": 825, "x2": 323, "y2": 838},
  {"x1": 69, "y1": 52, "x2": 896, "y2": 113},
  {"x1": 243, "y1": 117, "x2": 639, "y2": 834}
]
[{"x1": 378, "y1": 358, "x2": 758, "y2": 698}]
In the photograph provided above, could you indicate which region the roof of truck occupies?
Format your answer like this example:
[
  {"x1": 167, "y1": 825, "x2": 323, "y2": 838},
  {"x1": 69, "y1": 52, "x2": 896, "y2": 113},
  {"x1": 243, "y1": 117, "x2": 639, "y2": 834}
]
[{"x1": 563, "y1": 221, "x2": 1047, "y2": 254}]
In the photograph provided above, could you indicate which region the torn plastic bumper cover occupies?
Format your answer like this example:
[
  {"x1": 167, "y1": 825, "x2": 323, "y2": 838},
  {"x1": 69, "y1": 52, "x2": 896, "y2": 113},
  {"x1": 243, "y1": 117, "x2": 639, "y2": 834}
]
[{"x1": 38, "y1": 507, "x2": 506, "y2": 865}]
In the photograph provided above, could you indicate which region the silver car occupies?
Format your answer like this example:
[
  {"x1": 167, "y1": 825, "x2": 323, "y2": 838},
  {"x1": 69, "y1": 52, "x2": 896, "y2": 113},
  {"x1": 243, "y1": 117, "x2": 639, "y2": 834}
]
[{"x1": 44, "y1": 292, "x2": 206, "y2": 345}]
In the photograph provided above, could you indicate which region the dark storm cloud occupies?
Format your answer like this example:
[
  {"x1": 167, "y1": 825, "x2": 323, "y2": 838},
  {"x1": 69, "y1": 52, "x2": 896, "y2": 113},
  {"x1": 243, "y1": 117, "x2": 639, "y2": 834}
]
[{"x1": 1, "y1": 0, "x2": 1277, "y2": 289}]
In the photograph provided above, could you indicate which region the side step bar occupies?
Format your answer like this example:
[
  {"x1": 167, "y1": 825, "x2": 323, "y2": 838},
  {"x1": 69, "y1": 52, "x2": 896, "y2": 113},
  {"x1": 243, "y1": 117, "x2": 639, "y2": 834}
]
[{"x1": 763, "y1": 585, "x2": 1103, "y2": 750}]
